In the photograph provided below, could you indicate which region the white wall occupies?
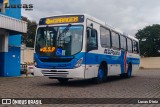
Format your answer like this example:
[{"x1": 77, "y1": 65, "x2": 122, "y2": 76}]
[
  {"x1": 21, "y1": 48, "x2": 34, "y2": 63},
  {"x1": 140, "y1": 57, "x2": 160, "y2": 69}
]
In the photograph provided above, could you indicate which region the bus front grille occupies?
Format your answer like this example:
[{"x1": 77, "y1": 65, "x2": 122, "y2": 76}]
[
  {"x1": 39, "y1": 58, "x2": 73, "y2": 62},
  {"x1": 42, "y1": 70, "x2": 69, "y2": 77}
]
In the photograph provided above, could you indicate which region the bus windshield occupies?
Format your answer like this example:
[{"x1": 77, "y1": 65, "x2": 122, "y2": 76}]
[{"x1": 35, "y1": 25, "x2": 83, "y2": 57}]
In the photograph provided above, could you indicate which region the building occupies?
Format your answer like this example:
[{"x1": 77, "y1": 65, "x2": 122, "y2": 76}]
[{"x1": 0, "y1": 0, "x2": 27, "y2": 77}]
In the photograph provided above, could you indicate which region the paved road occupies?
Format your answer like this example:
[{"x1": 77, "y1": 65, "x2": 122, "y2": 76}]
[{"x1": 0, "y1": 69, "x2": 160, "y2": 107}]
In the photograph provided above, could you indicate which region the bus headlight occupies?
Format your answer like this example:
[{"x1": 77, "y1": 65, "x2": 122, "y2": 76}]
[{"x1": 74, "y1": 58, "x2": 83, "y2": 68}]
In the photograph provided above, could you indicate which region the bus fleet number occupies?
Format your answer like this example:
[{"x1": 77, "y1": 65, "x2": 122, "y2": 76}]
[{"x1": 104, "y1": 49, "x2": 121, "y2": 56}]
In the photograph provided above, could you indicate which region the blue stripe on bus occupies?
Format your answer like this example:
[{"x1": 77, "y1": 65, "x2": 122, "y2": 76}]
[
  {"x1": 84, "y1": 52, "x2": 140, "y2": 64},
  {"x1": 34, "y1": 51, "x2": 140, "y2": 73}
]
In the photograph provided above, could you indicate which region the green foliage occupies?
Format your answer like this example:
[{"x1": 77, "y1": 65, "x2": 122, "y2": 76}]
[
  {"x1": 21, "y1": 16, "x2": 37, "y2": 48},
  {"x1": 136, "y1": 24, "x2": 160, "y2": 57}
]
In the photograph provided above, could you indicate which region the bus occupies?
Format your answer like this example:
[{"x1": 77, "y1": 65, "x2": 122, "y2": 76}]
[{"x1": 33, "y1": 14, "x2": 140, "y2": 83}]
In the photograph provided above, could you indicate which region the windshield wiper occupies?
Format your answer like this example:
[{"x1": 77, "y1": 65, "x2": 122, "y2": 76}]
[{"x1": 57, "y1": 24, "x2": 72, "y2": 46}]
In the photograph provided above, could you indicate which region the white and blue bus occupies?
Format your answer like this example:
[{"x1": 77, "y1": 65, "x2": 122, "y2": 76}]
[{"x1": 34, "y1": 14, "x2": 140, "y2": 83}]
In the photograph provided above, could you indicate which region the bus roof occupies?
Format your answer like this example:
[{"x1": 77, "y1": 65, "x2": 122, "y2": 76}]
[{"x1": 39, "y1": 13, "x2": 138, "y2": 42}]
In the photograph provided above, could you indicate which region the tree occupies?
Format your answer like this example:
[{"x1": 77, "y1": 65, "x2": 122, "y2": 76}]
[
  {"x1": 135, "y1": 24, "x2": 160, "y2": 57},
  {"x1": 21, "y1": 16, "x2": 37, "y2": 48}
]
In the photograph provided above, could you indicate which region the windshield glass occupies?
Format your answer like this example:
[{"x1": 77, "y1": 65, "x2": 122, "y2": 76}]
[{"x1": 35, "y1": 25, "x2": 83, "y2": 57}]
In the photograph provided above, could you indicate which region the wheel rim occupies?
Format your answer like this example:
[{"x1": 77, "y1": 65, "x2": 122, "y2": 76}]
[{"x1": 98, "y1": 69, "x2": 103, "y2": 80}]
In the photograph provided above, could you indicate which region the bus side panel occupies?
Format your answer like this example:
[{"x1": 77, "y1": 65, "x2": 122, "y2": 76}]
[
  {"x1": 107, "y1": 50, "x2": 123, "y2": 76},
  {"x1": 85, "y1": 19, "x2": 100, "y2": 79},
  {"x1": 107, "y1": 64, "x2": 121, "y2": 76},
  {"x1": 85, "y1": 19, "x2": 122, "y2": 78},
  {"x1": 85, "y1": 52, "x2": 124, "y2": 77},
  {"x1": 127, "y1": 53, "x2": 140, "y2": 72}
]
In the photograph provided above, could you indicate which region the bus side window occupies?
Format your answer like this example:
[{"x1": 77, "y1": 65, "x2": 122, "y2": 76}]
[
  {"x1": 127, "y1": 38, "x2": 133, "y2": 53},
  {"x1": 111, "y1": 31, "x2": 120, "y2": 49},
  {"x1": 87, "y1": 28, "x2": 98, "y2": 52},
  {"x1": 100, "y1": 26, "x2": 111, "y2": 48},
  {"x1": 133, "y1": 41, "x2": 139, "y2": 54},
  {"x1": 120, "y1": 35, "x2": 127, "y2": 50}
]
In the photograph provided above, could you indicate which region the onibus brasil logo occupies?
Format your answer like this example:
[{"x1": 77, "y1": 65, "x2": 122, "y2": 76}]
[{"x1": 1, "y1": 99, "x2": 42, "y2": 105}]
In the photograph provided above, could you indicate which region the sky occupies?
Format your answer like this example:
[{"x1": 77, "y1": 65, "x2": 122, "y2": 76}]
[{"x1": 22, "y1": 0, "x2": 160, "y2": 36}]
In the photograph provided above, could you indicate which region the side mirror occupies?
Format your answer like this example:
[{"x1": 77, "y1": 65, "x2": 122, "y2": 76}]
[
  {"x1": 91, "y1": 29, "x2": 96, "y2": 37},
  {"x1": 87, "y1": 28, "x2": 95, "y2": 37}
]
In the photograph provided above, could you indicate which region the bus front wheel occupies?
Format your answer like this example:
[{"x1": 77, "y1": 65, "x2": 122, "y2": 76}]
[{"x1": 92, "y1": 64, "x2": 107, "y2": 84}]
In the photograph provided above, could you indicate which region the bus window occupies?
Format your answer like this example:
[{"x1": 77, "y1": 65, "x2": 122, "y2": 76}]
[
  {"x1": 87, "y1": 28, "x2": 98, "y2": 51},
  {"x1": 111, "y1": 31, "x2": 120, "y2": 49},
  {"x1": 133, "y1": 41, "x2": 139, "y2": 54},
  {"x1": 127, "y1": 38, "x2": 133, "y2": 53},
  {"x1": 100, "y1": 27, "x2": 111, "y2": 48},
  {"x1": 120, "y1": 35, "x2": 127, "y2": 50}
]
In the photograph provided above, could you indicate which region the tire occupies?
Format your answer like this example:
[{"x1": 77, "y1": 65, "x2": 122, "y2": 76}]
[
  {"x1": 92, "y1": 64, "x2": 107, "y2": 84},
  {"x1": 57, "y1": 78, "x2": 69, "y2": 84},
  {"x1": 125, "y1": 64, "x2": 132, "y2": 78},
  {"x1": 120, "y1": 74, "x2": 125, "y2": 78}
]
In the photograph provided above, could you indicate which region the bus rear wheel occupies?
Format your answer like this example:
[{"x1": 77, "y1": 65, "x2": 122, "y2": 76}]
[
  {"x1": 57, "y1": 78, "x2": 69, "y2": 84},
  {"x1": 125, "y1": 64, "x2": 132, "y2": 78},
  {"x1": 92, "y1": 64, "x2": 107, "y2": 84}
]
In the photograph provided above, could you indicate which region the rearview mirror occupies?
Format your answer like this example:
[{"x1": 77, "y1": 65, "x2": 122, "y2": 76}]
[
  {"x1": 86, "y1": 28, "x2": 98, "y2": 52},
  {"x1": 91, "y1": 29, "x2": 96, "y2": 37}
]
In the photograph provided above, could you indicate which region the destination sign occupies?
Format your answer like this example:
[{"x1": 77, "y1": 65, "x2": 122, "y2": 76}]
[
  {"x1": 45, "y1": 17, "x2": 78, "y2": 24},
  {"x1": 40, "y1": 47, "x2": 55, "y2": 53},
  {"x1": 39, "y1": 15, "x2": 84, "y2": 25}
]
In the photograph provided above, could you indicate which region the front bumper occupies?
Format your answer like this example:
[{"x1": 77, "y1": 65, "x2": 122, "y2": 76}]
[{"x1": 33, "y1": 65, "x2": 85, "y2": 79}]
